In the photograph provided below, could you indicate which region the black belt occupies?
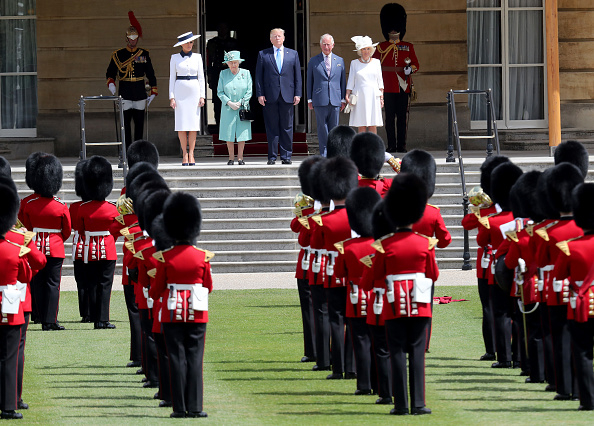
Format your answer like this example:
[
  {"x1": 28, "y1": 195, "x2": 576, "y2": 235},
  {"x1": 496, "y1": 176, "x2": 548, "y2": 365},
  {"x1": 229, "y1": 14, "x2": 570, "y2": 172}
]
[{"x1": 176, "y1": 76, "x2": 198, "y2": 80}]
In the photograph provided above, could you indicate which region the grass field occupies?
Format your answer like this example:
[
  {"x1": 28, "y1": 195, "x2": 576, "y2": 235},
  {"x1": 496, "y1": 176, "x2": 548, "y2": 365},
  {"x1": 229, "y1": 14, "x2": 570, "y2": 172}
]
[{"x1": 20, "y1": 286, "x2": 593, "y2": 424}]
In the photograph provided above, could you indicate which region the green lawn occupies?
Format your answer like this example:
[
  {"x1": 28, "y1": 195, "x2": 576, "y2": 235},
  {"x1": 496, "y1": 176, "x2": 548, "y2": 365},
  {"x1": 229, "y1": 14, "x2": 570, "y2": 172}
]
[{"x1": 21, "y1": 286, "x2": 592, "y2": 424}]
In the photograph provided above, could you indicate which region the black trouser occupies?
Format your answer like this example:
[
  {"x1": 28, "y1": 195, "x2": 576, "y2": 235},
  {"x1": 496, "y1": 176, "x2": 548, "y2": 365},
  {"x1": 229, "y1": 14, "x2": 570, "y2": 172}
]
[
  {"x1": 348, "y1": 317, "x2": 371, "y2": 391},
  {"x1": 31, "y1": 257, "x2": 63, "y2": 324},
  {"x1": 212, "y1": 93, "x2": 221, "y2": 131},
  {"x1": 73, "y1": 260, "x2": 90, "y2": 319},
  {"x1": 86, "y1": 260, "x2": 115, "y2": 323},
  {"x1": 0, "y1": 325, "x2": 21, "y2": 411},
  {"x1": 477, "y1": 278, "x2": 496, "y2": 355},
  {"x1": 385, "y1": 317, "x2": 430, "y2": 411},
  {"x1": 549, "y1": 305, "x2": 578, "y2": 396},
  {"x1": 540, "y1": 303, "x2": 556, "y2": 384},
  {"x1": 163, "y1": 322, "x2": 206, "y2": 414},
  {"x1": 492, "y1": 284, "x2": 513, "y2": 362},
  {"x1": 17, "y1": 313, "x2": 29, "y2": 402},
  {"x1": 384, "y1": 91, "x2": 410, "y2": 151},
  {"x1": 570, "y1": 319, "x2": 594, "y2": 409},
  {"x1": 123, "y1": 108, "x2": 145, "y2": 148},
  {"x1": 154, "y1": 331, "x2": 171, "y2": 403},
  {"x1": 518, "y1": 303, "x2": 545, "y2": 381},
  {"x1": 139, "y1": 309, "x2": 159, "y2": 385},
  {"x1": 297, "y1": 277, "x2": 316, "y2": 359},
  {"x1": 369, "y1": 324, "x2": 391, "y2": 398},
  {"x1": 327, "y1": 286, "x2": 347, "y2": 375},
  {"x1": 123, "y1": 284, "x2": 141, "y2": 363},
  {"x1": 310, "y1": 285, "x2": 330, "y2": 368}
]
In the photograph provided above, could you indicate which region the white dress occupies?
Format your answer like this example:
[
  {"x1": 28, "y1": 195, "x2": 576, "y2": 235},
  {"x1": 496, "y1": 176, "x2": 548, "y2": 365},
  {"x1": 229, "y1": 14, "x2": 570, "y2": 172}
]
[
  {"x1": 346, "y1": 58, "x2": 384, "y2": 127},
  {"x1": 169, "y1": 52, "x2": 206, "y2": 131}
]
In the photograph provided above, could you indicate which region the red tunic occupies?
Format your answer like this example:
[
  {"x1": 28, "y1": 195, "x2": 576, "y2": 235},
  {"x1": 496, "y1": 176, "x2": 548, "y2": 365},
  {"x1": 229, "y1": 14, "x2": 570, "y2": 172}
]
[
  {"x1": 334, "y1": 237, "x2": 374, "y2": 318},
  {"x1": 315, "y1": 207, "x2": 351, "y2": 289},
  {"x1": 127, "y1": 235, "x2": 154, "y2": 310},
  {"x1": 0, "y1": 238, "x2": 33, "y2": 326},
  {"x1": 119, "y1": 218, "x2": 141, "y2": 286},
  {"x1": 358, "y1": 177, "x2": 392, "y2": 197},
  {"x1": 505, "y1": 227, "x2": 540, "y2": 304},
  {"x1": 372, "y1": 230, "x2": 439, "y2": 321},
  {"x1": 150, "y1": 245, "x2": 213, "y2": 324},
  {"x1": 476, "y1": 211, "x2": 515, "y2": 284},
  {"x1": 290, "y1": 206, "x2": 315, "y2": 279},
  {"x1": 308, "y1": 209, "x2": 331, "y2": 286},
  {"x1": 77, "y1": 200, "x2": 119, "y2": 262},
  {"x1": 573, "y1": 258, "x2": 594, "y2": 323},
  {"x1": 373, "y1": 40, "x2": 419, "y2": 94},
  {"x1": 461, "y1": 204, "x2": 498, "y2": 278},
  {"x1": 19, "y1": 195, "x2": 71, "y2": 258},
  {"x1": 413, "y1": 204, "x2": 452, "y2": 248},
  {"x1": 359, "y1": 256, "x2": 385, "y2": 326}
]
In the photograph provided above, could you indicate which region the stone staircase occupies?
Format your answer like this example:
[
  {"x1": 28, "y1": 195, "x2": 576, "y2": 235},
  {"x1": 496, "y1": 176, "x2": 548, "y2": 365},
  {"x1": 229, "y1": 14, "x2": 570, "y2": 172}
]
[{"x1": 11, "y1": 153, "x2": 589, "y2": 276}]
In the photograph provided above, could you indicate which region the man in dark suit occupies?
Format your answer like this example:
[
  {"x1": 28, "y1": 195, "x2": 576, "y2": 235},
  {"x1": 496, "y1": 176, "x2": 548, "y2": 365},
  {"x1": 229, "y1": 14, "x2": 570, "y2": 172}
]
[
  {"x1": 256, "y1": 28, "x2": 302, "y2": 165},
  {"x1": 307, "y1": 34, "x2": 346, "y2": 157}
]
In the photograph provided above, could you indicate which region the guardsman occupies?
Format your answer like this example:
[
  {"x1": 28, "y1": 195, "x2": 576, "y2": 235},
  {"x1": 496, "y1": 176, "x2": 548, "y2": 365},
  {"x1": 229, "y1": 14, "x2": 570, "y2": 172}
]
[
  {"x1": 18, "y1": 154, "x2": 71, "y2": 331},
  {"x1": 477, "y1": 162, "x2": 523, "y2": 369},
  {"x1": 350, "y1": 132, "x2": 398, "y2": 197},
  {"x1": 78, "y1": 156, "x2": 120, "y2": 329},
  {"x1": 290, "y1": 156, "x2": 323, "y2": 364},
  {"x1": 313, "y1": 157, "x2": 359, "y2": 380},
  {"x1": 537, "y1": 163, "x2": 584, "y2": 401},
  {"x1": 555, "y1": 183, "x2": 594, "y2": 411},
  {"x1": 149, "y1": 192, "x2": 213, "y2": 419},
  {"x1": 334, "y1": 187, "x2": 382, "y2": 395},
  {"x1": 373, "y1": 3, "x2": 419, "y2": 153},
  {"x1": 373, "y1": 173, "x2": 439, "y2": 415},
  {"x1": 0, "y1": 182, "x2": 33, "y2": 420},
  {"x1": 106, "y1": 12, "x2": 158, "y2": 157},
  {"x1": 326, "y1": 125, "x2": 356, "y2": 159},
  {"x1": 462, "y1": 155, "x2": 510, "y2": 362}
]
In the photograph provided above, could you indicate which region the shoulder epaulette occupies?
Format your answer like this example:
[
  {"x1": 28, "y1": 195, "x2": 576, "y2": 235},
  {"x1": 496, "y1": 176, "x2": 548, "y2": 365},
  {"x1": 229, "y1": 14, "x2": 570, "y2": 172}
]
[
  {"x1": 15, "y1": 218, "x2": 24, "y2": 229},
  {"x1": 525, "y1": 222, "x2": 535, "y2": 237},
  {"x1": 427, "y1": 203, "x2": 439, "y2": 210},
  {"x1": 133, "y1": 246, "x2": 152, "y2": 260},
  {"x1": 535, "y1": 221, "x2": 559, "y2": 242},
  {"x1": 193, "y1": 246, "x2": 215, "y2": 262},
  {"x1": 371, "y1": 233, "x2": 395, "y2": 254},
  {"x1": 334, "y1": 238, "x2": 353, "y2": 255},
  {"x1": 153, "y1": 251, "x2": 165, "y2": 263},
  {"x1": 298, "y1": 216, "x2": 310, "y2": 229},
  {"x1": 115, "y1": 215, "x2": 126, "y2": 226},
  {"x1": 124, "y1": 240, "x2": 135, "y2": 254},
  {"x1": 505, "y1": 230, "x2": 519, "y2": 243},
  {"x1": 478, "y1": 213, "x2": 498, "y2": 229},
  {"x1": 126, "y1": 231, "x2": 145, "y2": 242},
  {"x1": 24, "y1": 231, "x2": 35, "y2": 246},
  {"x1": 415, "y1": 232, "x2": 439, "y2": 250},
  {"x1": 359, "y1": 254, "x2": 375, "y2": 268},
  {"x1": 147, "y1": 268, "x2": 157, "y2": 279},
  {"x1": 53, "y1": 196, "x2": 65, "y2": 205},
  {"x1": 556, "y1": 236, "x2": 584, "y2": 257},
  {"x1": 7, "y1": 240, "x2": 31, "y2": 257}
]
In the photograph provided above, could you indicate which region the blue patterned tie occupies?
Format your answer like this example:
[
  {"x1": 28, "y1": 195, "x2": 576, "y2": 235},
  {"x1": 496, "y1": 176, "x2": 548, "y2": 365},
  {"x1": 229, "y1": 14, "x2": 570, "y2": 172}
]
[{"x1": 276, "y1": 48, "x2": 282, "y2": 73}]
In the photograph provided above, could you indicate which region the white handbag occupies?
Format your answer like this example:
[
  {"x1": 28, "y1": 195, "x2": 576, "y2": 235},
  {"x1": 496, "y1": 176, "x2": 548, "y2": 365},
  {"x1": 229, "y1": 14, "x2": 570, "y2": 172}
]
[
  {"x1": 411, "y1": 274, "x2": 433, "y2": 304},
  {"x1": 191, "y1": 285, "x2": 209, "y2": 312},
  {"x1": 2, "y1": 286, "x2": 21, "y2": 315}
]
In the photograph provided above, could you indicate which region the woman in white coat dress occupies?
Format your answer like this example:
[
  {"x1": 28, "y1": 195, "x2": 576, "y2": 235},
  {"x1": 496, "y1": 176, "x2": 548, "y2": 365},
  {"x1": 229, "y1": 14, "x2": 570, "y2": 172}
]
[
  {"x1": 169, "y1": 32, "x2": 205, "y2": 166},
  {"x1": 346, "y1": 36, "x2": 384, "y2": 134}
]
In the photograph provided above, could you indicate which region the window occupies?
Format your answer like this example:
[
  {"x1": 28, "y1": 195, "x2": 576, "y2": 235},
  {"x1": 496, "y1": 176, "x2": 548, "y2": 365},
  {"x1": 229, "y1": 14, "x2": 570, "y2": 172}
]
[
  {"x1": 0, "y1": 1, "x2": 37, "y2": 137},
  {"x1": 467, "y1": 0, "x2": 546, "y2": 129}
]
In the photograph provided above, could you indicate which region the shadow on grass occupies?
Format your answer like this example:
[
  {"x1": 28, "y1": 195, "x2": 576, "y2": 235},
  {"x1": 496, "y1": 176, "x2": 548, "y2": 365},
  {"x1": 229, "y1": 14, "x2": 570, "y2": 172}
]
[
  {"x1": 216, "y1": 367, "x2": 315, "y2": 373},
  {"x1": 220, "y1": 377, "x2": 315, "y2": 381},
  {"x1": 276, "y1": 410, "x2": 388, "y2": 416},
  {"x1": 36, "y1": 365, "x2": 128, "y2": 369},
  {"x1": 50, "y1": 384, "x2": 142, "y2": 389},
  {"x1": 253, "y1": 390, "x2": 350, "y2": 396},
  {"x1": 57, "y1": 395, "x2": 154, "y2": 400},
  {"x1": 465, "y1": 407, "x2": 579, "y2": 413},
  {"x1": 439, "y1": 386, "x2": 542, "y2": 392},
  {"x1": 246, "y1": 305, "x2": 301, "y2": 309},
  {"x1": 444, "y1": 396, "x2": 551, "y2": 402},
  {"x1": 435, "y1": 378, "x2": 518, "y2": 384},
  {"x1": 43, "y1": 372, "x2": 135, "y2": 376}
]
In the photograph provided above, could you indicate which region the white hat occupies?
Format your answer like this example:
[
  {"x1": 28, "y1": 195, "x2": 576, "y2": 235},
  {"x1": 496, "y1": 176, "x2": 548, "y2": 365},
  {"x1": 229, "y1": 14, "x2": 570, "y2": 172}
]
[
  {"x1": 351, "y1": 36, "x2": 378, "y2": 51},
  {"x1": 174, "y1": 32, "x2": 201, "y2": 47}
]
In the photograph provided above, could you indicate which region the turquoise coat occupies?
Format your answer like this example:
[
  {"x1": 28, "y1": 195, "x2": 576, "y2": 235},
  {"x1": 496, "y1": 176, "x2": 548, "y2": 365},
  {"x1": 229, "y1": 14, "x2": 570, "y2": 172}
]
[{"x1": 217, "y1": 68, "x2": 252, "y2": 142}]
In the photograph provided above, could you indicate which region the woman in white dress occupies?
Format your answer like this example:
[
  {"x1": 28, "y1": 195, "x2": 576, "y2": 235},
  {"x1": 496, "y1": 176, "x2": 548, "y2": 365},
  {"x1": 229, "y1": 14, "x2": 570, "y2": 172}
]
[
  {"x1": 169, "y1": 32, "x2": 205, "y2": 165},
  {"x1": 346, "y1": 36, "x2": 384, "y2": 134}
]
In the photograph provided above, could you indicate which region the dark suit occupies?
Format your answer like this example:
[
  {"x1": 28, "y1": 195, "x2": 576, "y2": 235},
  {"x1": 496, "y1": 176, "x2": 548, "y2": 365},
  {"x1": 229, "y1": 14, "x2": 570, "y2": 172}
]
[
  {"x1": 256, "y1": 46, "x2": 302, "y2": 161},
  {"x1": 306, "y1": 52, "x2": 346, "y2": 156}
]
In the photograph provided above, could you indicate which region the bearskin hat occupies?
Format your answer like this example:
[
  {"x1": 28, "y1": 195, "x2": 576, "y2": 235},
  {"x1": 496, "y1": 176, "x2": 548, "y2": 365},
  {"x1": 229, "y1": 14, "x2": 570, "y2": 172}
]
[
  {"x1": 31, "y1": 154, "x2": 63, "y2": 197},
  {"x1": 380, "y1": 3, "x2": 407, "y2": 41},
  {"x1": 298, "y1": 155, "x2": 324, "y2": 196},
  {"x1": 346, "y1": 187, "x2": 382, "y2": 237},
  {"x1": 74, "y1": 160, "x2": 90, "y2": 201},
  {"x1": 320, "y1": 156, "x2": 359, "y2": 201},
  {"x1": 127, "y1": 139, "x2": 159, "y2": 169},
  {"x1": 127, "y1": 170, "x2": 167, "y2": 205},
  {"x1": 0, "y1": 175, "x2": 17, "y2": 194},
  {"x1": 163, "y1": 192, "x2": 202, "y2": 242},
  {"x1": 25, "y1": 152, "x2": 44, "y2": 190},
  {"x1": 534, "y1": 167, "x2": 559, "y2": 220},
  {"x1": 308, "y1": 158, "x2": 330, "y2": 204},
  {"x1": 490, "y1": 162, "x2": 523, "y2": 211},
  {"x1": 327, "y1": 125, "x2": 356, "y2": 158},
  {"x1": 400, "y1": 149, "x2": 436, "y2": 198},
  {"x1": 0, "y1": 183, "x2": 19, "y2": 235},
  {"x1": 384, "y1": 172, "x2": 427, "y2": 227},
  {"x1": 137, "y1": 189, "x2": 171, "y2": 233},
  {"x1": 372, "y1": 200, "x2": 396, "y2": 239},
  {"x1": 509, "y1": 170, "x2": 542, "y2": 220},
  {"x1": 546, "y1": 163, "x2": 584, "y2": 214},
  {"x1": 554, "y1": 140, "x2": 589, "y2": 179},
  {"x1": 82, "y1": 156, "x2": 113, "y2": 201},
  {"x1": 572, "y1": 183, "x2": 594, "y2": 230},
  {"x1": 126, "y1": 161, "x2": 157, "y2": 188},
  {"x1": 151, "y1": 213, "x2": 174, "y2": 251},
  {"x1": 350, "y1": 132, "x2": 386, "y2": 178},
  {"x1": 0, "y1": 156, "x2": 11, "y2": 178},
  {"x1": 479, "y1": 155, "x2": 510, "y2": 197}
]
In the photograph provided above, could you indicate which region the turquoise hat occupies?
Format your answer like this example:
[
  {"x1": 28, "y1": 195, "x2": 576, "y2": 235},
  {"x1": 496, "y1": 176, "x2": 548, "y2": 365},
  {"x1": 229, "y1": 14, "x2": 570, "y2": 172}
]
[{"x1": 223, "y1": 50, "x2": 244, "y2": 64}]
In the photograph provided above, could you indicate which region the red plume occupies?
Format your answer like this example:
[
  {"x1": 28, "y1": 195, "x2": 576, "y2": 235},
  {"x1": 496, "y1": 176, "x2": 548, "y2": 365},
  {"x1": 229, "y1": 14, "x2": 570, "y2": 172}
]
[{"x1": 128, "y1": 11, "x2": 142, "y2": 38}]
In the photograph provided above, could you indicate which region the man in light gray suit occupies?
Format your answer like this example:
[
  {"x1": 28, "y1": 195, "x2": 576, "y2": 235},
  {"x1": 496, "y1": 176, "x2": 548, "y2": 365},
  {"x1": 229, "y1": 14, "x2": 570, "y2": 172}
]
[{"x1": 307, "y1": 34, "x2": 346, "y2": 157}]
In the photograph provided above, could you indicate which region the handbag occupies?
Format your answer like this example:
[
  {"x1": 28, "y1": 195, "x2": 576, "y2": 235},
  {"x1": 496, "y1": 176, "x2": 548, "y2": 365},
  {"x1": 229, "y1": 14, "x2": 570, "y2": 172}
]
[{"x1": 239, "y1": 104, "x2": 255, "y2": 122}]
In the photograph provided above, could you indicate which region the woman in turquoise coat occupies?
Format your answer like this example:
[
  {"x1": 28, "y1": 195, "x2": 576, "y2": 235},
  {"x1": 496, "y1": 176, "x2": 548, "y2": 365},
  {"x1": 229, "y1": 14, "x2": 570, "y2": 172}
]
[{"x1": 217, "y1": 51, "x2": 252, "y2": 165}]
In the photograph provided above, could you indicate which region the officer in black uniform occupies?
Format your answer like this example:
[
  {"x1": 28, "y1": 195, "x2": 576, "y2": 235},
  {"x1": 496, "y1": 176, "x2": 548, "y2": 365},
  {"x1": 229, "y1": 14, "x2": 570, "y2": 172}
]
[{"x1": 106, "y1": 12, "x2": 157, "y2": 159}]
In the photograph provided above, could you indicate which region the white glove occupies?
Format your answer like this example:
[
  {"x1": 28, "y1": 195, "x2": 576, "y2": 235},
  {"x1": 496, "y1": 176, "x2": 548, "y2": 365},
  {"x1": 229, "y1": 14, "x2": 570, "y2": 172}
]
[
  {"x1": 384, "y1": 152, "x2": 394, "y2": 162},
  {"x1": 147, "y1": 94, "x2": 156, "y2": 106},
  {"x1": 404, "y1": 66, "x2": 412, "y2": 76},
  {"x1": 108, "y1": 83, "x2": 116, "y2": 95},
  {"x1": 227, "y1": 101, "x2": 240, "y2": 110}
]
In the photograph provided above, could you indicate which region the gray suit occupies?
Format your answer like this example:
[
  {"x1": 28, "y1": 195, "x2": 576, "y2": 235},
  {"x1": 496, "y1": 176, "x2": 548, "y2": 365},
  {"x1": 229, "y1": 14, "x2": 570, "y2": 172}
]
[{"x1": 307, "y1": 52, "x2": 346, "y2": 156}]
